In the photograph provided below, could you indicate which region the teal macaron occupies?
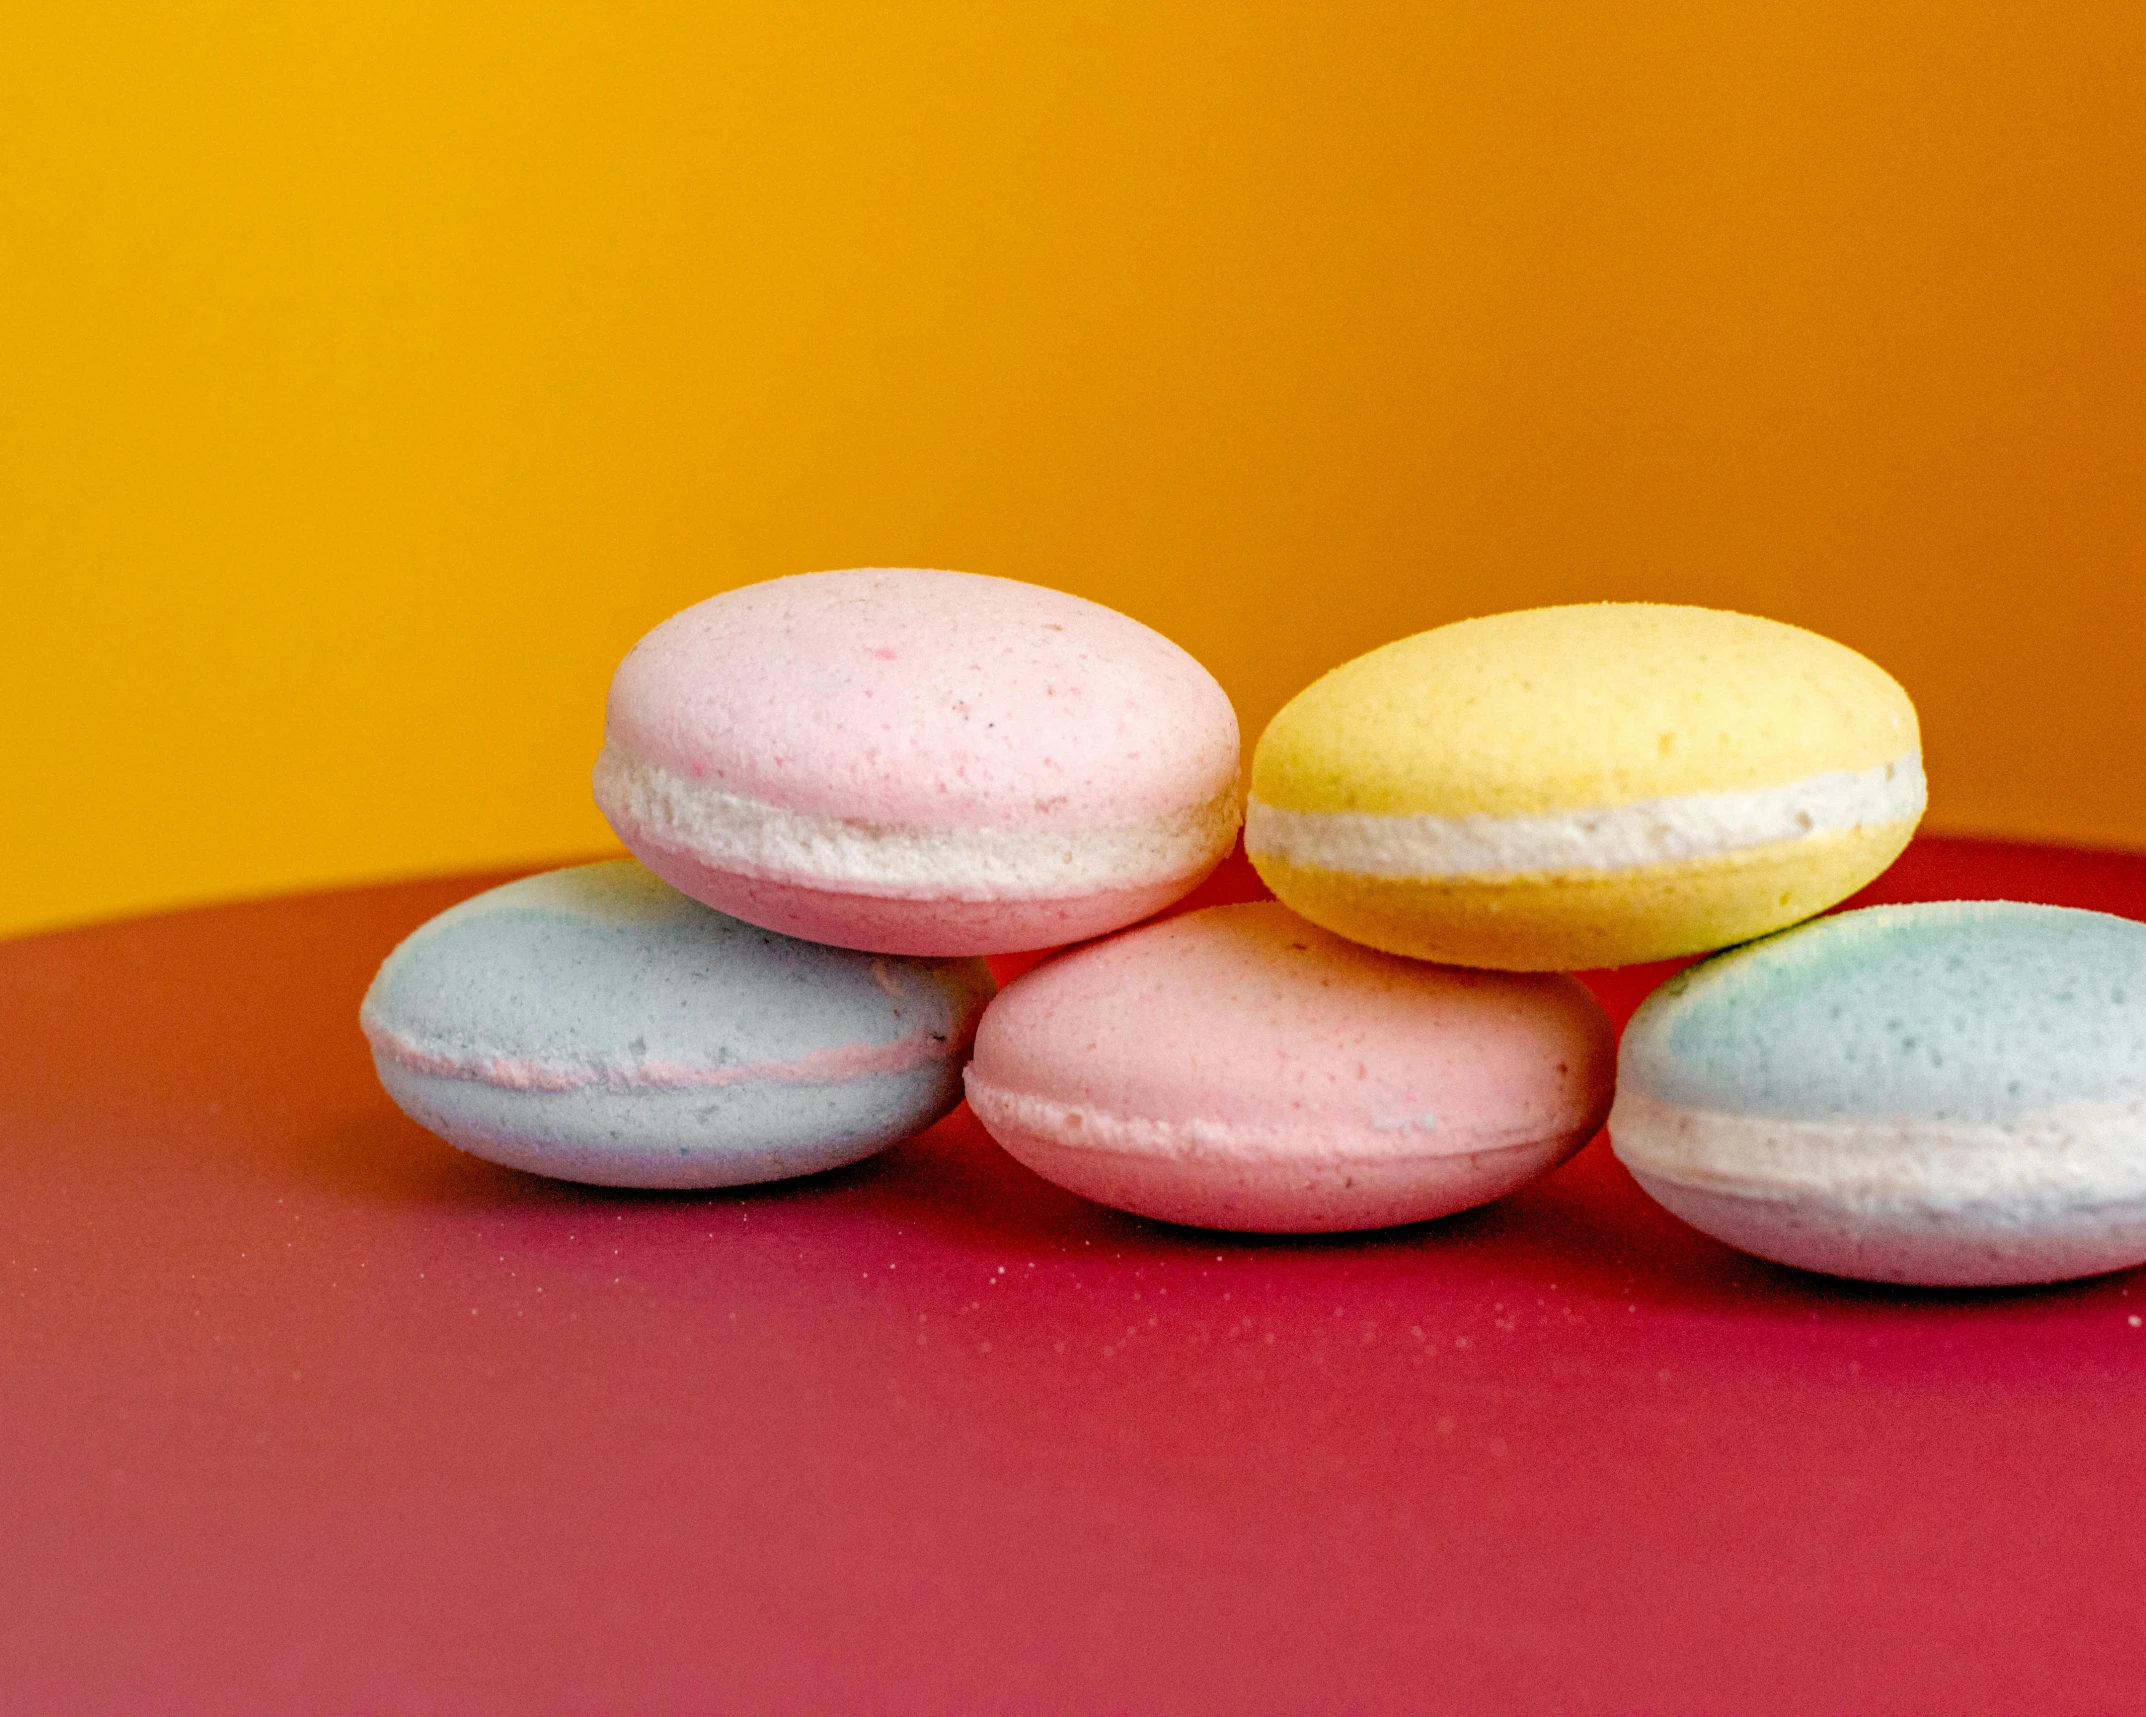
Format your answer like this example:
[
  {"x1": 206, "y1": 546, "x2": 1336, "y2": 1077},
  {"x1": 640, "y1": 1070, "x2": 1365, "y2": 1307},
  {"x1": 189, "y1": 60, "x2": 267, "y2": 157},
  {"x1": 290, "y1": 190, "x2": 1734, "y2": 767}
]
[
  {"x1": 361, "y1": 861, "x2": 996, "y2": 1188},
  {"x1": 1611, "y1": 901, "x2": 2146, "y2": 1285}
]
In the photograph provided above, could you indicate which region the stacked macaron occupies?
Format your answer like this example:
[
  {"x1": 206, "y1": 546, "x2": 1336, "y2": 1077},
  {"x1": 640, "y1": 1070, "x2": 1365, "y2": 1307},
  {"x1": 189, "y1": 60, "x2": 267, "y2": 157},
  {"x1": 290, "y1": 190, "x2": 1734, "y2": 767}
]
[
  {"x1": 1243, "y1": 605, "x2": 1924, "y2": 971},
  {"x1": 590, "y1": 569, "x2": 1243, "y2": 955},
  {"x1": 364, "y1": 575, "x2": 2146, "y2": 1286}
]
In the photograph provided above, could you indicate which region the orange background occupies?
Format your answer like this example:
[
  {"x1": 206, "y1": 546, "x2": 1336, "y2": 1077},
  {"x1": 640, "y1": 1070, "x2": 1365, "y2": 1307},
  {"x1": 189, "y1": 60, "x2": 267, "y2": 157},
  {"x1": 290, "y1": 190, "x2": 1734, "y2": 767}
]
[{"x1": 5, "y1": 3, "x2": 2142, "y2": 939}]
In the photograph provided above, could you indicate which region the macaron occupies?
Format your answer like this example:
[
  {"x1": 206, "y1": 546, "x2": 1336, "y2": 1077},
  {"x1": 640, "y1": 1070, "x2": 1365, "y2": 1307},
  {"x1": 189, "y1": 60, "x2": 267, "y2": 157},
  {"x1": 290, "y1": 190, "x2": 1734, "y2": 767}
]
[
  {"x1": 964, "y1": 900, "x2": 1616, "y2": 1232},
  {"x1": 593, "y1": 568, "x2": 1242, "y2": 956},
  {"x1": 360, "y1": 860, "x2": 995, "y2": 1188},
  {"x1": 1247, "y1": 604, "x2": 1923, "y2": 970},
  {"x1": 1611, "y1": 901, "x2": 2146, "y2": 1286}
]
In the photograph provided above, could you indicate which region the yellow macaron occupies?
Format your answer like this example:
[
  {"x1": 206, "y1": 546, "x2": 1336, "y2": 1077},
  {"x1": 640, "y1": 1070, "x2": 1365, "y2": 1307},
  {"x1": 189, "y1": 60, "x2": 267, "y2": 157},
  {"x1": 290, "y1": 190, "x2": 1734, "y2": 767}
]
[{"x1": 1247, "y1": 604, "x2": 1923, "y2": 970}]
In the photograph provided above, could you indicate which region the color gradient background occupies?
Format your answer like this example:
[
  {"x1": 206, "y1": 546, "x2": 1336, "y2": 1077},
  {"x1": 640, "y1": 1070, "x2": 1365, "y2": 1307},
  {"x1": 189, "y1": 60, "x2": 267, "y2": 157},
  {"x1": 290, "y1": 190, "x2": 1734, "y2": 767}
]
[{"x1": 6, "y1": 3, "x2": 2141, "y2": 939}]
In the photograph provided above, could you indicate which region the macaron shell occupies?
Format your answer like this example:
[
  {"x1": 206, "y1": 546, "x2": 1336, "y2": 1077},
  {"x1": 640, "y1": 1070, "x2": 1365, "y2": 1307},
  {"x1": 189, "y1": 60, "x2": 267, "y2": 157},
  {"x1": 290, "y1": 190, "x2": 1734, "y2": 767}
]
[
  {"x1": 374, "y1": 1059, "x2": 965, "y2": 1191},
  {"x1": 969, "y1": 1107, "x2": 1590, "y2": 1233},
  {"x1": 360, "y1": 861, "x2": 995, "y2": 1188},
  {"x1": 1624, "y1": 1143, "x2": 2146, "y2": 1289},
  {"x1": 1620, "y1": 900, "x2": 2146, "y2": 1122},
  {"x1": 1252, "y1": 603, "x2": 1918, "y2": 818},
  {"x1": 1259, "y1": 820, "x2": 1918, "y2": 970},
  {"x1": 964, "y1": 901, "x2": 1616, "y2": 1233},
  {"x1": 602, "y1": 568, "x2": 1239, "y2": 831}
]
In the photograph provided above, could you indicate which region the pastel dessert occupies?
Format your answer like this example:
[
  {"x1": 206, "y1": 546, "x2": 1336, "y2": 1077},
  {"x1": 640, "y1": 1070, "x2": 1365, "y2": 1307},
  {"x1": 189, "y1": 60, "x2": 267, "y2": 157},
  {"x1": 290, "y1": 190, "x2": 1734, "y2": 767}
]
[
  {"x1": 360, "y1": 861, "x2": 995, "y2": 1188},
  {"x1": 594, "y1": 568, "x2": 1242, "y2": 955},
  {"x1": 1247, "y1": 604, "x2": 1923, "y2": 970},
  {"x1": 1612, "y1": 901, "x2": 2146, "y2": 1286},
  {"x1": 964, "y1": 900, "x2": 1616, "y2": 1232}
]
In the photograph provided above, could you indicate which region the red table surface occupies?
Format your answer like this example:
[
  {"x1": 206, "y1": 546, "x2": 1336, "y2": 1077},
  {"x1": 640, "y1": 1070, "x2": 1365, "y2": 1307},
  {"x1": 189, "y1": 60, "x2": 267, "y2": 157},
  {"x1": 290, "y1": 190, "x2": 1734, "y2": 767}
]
[{"x1": 6, "y1": 836, "x2": 2146, "y2": 1715}]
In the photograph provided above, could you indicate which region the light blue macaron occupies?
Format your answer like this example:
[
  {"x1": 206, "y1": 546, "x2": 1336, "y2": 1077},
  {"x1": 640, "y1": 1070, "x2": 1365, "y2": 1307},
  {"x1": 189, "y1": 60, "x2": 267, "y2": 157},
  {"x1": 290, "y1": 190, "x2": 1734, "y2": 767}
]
[
  {"x1": 361, "y1": 861, "x2": 996, "y2": 1188},
  {"x1": 1610, "y1": 901, "x2": 2146, "y2": 1285}
]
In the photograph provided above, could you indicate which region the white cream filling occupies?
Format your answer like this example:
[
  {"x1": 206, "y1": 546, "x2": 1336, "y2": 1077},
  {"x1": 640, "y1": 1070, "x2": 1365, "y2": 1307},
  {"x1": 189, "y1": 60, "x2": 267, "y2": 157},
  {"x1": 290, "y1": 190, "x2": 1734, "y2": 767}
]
[
  {"x1": 594, "y1": 745, "x2": 1240, "y2": 900},
  {"x1": 1609, "y1": 1085, "x2": 2146, "y2": 1206},
  {"x1": 1244, "y1": 754, "x2": 1923, "y2": 879}
]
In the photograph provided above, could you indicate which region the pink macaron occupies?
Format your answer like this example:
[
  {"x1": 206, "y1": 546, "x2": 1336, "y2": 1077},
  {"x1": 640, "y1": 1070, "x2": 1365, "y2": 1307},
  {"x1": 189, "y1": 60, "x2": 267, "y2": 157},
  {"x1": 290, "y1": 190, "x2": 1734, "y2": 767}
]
[
  {"x1": 594, "y1": 569, "x2": 1242, "y2": 956},
  {"x1": 964, "y1": 900, "x2": 1617, "y2": 1232}
]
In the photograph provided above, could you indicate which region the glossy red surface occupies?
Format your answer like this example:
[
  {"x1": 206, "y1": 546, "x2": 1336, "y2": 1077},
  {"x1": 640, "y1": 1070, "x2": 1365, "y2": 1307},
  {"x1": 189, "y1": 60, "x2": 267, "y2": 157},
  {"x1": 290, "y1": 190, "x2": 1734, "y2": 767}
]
[{"x1": 6, "y1": 838, "x2": 2145, "y2": 1714}]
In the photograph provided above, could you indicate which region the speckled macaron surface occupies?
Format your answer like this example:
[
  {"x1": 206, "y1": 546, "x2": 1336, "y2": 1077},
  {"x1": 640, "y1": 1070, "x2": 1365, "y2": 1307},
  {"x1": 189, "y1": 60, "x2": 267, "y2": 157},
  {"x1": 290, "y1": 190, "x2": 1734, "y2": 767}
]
[
  {"x1": 594, "y1": 568, "x2": 1242, "y2": 956},
  {"x1": 1612, "y1": 901, "x2": 2146, "y2": 1285},
  {"x1": 1247, "y1": 604, "x2": 1923, "y2": 970},
  {"x1": 964, "y1": 901, "x2": 1616, "y2": 1232},
  {"x1": 360, "y1": 861, "x2": 995, "y2": 1188}
]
